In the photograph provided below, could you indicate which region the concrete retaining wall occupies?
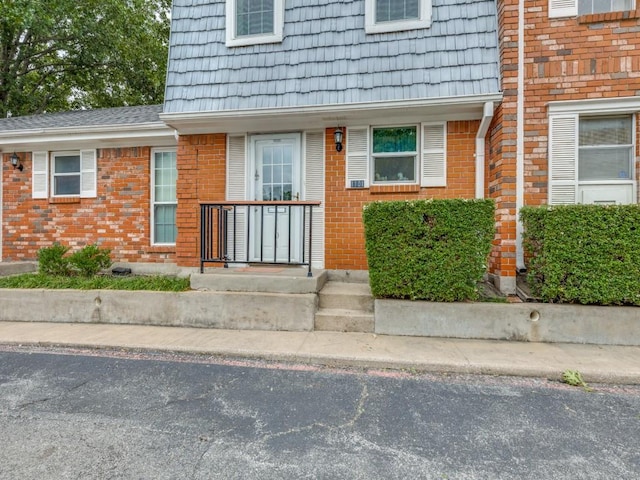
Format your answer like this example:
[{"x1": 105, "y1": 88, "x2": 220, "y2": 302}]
[
  {"x1": 375, "y1": 300, "x2": 640, "y2": 346},
  {"x1": 0, "y1": 289, "x2": 316, "y2": 331}
]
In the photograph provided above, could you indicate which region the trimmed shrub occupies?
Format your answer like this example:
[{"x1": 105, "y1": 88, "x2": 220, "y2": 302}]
[
  {"x1": 363, "y1": 199, "x2": 495, "y2": 301},
  {"x1": 37, "y1": 243, "x2": 112, "y2": 277},
  {"x1": 521, "y1": 205, "x2": 640, "y2": 305},
  {"x1": 37, "y1": 243, "x2": 72, "y2": 276},
  {"x1": 68, "y1": 244, "x2": 112, "y2": 277}
]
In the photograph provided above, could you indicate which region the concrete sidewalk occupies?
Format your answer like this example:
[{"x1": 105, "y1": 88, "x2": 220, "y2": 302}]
[{"x1": 0, "y1": 321, "x2": 639, "y2": 384}]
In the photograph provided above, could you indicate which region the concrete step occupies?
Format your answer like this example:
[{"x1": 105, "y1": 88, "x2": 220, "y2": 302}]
[
  {"x1": 318, "y1": 281, "x2": 374, "y2": 312},
  {"x1": 314, "y1": 309, "x2": 374, "y2": 333}
]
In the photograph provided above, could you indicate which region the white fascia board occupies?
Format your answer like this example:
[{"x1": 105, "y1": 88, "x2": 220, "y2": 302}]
[
  {"x1": 0, "y1": 123, "x2": 177, "y2": 151},
  {"x1": 548, "y1": 96, "x2": 640, "y2": 115},
  {"x1": 161, "y1": 94, "x2": 504, "y2": 134}
]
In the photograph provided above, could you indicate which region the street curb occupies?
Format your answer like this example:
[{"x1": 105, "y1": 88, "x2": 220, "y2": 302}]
[{"x1": 2, "y1": 337, "x2": 638, "y2": 386}]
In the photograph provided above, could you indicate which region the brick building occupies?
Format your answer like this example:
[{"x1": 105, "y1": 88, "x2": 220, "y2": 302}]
[{"x1": 1, "y1": 0, "x2": 639, "y2": 293}]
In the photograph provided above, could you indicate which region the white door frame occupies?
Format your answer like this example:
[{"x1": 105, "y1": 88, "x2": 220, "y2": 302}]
[{"x1": 248, "y1": 132, "x2": 303, "y2": 262}]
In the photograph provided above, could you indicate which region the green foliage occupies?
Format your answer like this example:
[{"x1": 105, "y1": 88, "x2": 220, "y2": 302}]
[
  {"x1": 0, "y1": 0, "x2": 171, "y2": 117},
  {"x1": 521, "y1": 205, "x2": 640, "y2": 305},
  {"x1": 0, "y1": 273, "x2": 190, "y2": 291},
  {"x1": 37, "y1": 243, "x2": 72, "y2": 276},
  {"x1": 562, "y1": 369, "x2": 592, "y2": 392},
  {"x1": 37, "y1": 243, "x2": 111, "y2": 277},
  {"x1": 363, "y1": 199, "x2": 495, "y2": 302},
  {"x1": 68, "y1": 244, "x2": 112, "y2": 277}
]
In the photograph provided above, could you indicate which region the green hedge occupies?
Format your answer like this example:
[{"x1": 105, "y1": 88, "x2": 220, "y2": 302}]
[
  {"x1": 521, "y1": 205, "x2": 640, "y2": 305},
  {"x1": 363, "y1": 199, "x2": 495, "y2": 301}
]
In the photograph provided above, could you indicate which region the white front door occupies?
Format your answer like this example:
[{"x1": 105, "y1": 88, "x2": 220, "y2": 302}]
[{"x1": 250, "y1": 133, "x2": 302, "y2": 263}]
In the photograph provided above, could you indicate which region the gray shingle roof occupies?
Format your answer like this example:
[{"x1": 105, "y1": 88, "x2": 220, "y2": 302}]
[
  {"x1": 0, "y1": 105, "x2": 164, "y2": 132},
  {"x1": 164, "y1": 0, "x2": 500, "y2": 114}
]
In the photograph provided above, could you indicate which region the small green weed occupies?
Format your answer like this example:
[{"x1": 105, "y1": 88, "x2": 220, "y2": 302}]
[{"x1": 562, "y1": 369, "x2": 593, "y2": 392}]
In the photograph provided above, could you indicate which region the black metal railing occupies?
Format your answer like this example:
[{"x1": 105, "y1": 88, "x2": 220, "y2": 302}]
[{"x1": 200, "y1": 201, "x2": 321, "y2": 277}]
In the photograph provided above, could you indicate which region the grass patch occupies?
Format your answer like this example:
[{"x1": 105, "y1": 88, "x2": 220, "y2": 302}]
[{"x1": 0, "y1": 273, "x2": 191, "y2": 291}]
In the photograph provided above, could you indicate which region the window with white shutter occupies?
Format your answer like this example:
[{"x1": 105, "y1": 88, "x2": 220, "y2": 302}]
[
  {"x1": 421, "y1": 122, "x2": 446, "y2": 187},
  {"x1": 32, "y1": 152, "x2": 49, "y2": 199},
  {"x1": 226, "y1": 135, "x2": 248, "y2": 261},
  {"x1": 346, "y1": 127, "x2": 370, "y2": 189},
  {"x1": 549, "y1": 0, "x2": 577, "y2": 18}
]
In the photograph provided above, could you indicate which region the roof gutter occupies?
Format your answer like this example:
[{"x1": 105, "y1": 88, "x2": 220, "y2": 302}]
[{"x1": 475, "y1": 101, "x2": 494, "y2": 199}]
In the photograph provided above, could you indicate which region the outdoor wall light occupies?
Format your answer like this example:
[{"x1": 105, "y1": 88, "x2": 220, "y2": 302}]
[
  {"x1": 334, "y1": 127, "x2": 344, "y2": 152},
  {"x1": 10, "y1": 152, "x2": 23, "y2": 171}
]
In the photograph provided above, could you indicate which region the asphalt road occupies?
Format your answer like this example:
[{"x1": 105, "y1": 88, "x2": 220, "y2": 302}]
[{"x1": 0, "y1": 346, "x2": 639, "y2": 480}]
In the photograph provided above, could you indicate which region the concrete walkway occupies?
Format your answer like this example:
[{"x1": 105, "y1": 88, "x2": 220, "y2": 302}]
[{"x1": 0, "y1": 321, "x2": 639, "y2": 384}]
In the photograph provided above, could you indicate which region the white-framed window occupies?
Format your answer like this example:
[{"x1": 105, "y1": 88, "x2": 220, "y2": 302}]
[
  {"x1": 549, "y1": 0, "x2": 634, "y2": 18},
  {"x1": 578, "y1": 0, "x2": 634, "y2": 15},
  {"x1": 365, "y1": 0, "x2": 432, "y2": 34},
  {"x1": 52, "y1": 152, "x2": 82, "y2": 196},
  {"x1": 549, "y1": 112, "x2": 636, "y2": 205},
  {"x1": 371, "y1": 126, "x2": 418, "y2": 183},
  {"x1": 579, "y1": 115, "x2": 633, "y2": 181},
  {"x1": 345, "y1": 122, "x2": 446, "y2": 188},
  {"x1": 151, "y1": 148, "x2": 177, "y2": 245},
  {"x1": 226, "y1": 0, "x2": 284, "y2": 47},
  {"x1": 31, "y1": 150, "x2": 97, "y2": 199}
]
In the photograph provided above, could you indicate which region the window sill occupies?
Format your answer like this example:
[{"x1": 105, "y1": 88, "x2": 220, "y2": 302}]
[
  {"x1": 577, "y1": 10, "x2": 639, "y2": 24},
  {"x1": 148, "y1": 245, "x2": 176, "y2": 254},
  {"x1": 370, "y1": 184, "x2": 421, "y2": 194},
  {"x1": 49, "y1": 197, "x2": 81, "y2": 204}
]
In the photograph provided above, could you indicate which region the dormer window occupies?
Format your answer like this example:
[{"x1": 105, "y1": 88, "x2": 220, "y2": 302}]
[
  {"x1": 226, "y1": 0, "x2": 284, "y2": 47},
  {"x1": 365, "y1": 0, "x2": 432, "y2": 34}
]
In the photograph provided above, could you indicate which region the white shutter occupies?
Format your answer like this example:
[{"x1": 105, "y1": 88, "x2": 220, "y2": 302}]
[
  {"x1": 421, "y1": 122, "x2": 447, "y2": 187},
  {"x1": 346, "y1": 127, "x2": 369, "y2": 189},
  {"x1": 549, "y1": 0, "x2": 577, "y2": 18},
  {"x1": 32, "y1": 152, "x2": 49, "y2": 199},
  {"x1": 226, "y1": 135, "x2": 247, "y2": 262},
  {"x1": 549, "y1": 114, "x2": 578, "y2": 205},
  {"x1": 80, "y1": 149, "x2": 97, "y2": 197},
  {"x1": 304, "y1": 131, "x2": 325, "y2": 269}
]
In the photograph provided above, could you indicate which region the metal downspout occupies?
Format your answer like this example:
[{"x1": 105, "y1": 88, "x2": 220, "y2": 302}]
[
  {"x1": 475, "y1": 101, "x2": 495, "y2": 199},
  {"x1": 516, "y1": 0, "x2": 526, "y2": 271}
]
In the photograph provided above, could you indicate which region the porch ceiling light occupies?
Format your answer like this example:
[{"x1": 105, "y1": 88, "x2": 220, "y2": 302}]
[
  {"x1": 10, "y1": 152, "x2": 23, "y2": 171},
  {"x1": 334, "y1": 127, "x2": 344, "y2": 152}
]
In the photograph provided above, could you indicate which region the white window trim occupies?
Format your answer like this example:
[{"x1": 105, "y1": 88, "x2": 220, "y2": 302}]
[
  {"x1": 226, "y1": 0, "x2": 284, "y2": 47},
  {"x1": 548, "y1": 110, "x2": 637, "y2": 205},
  {"x1": 370, "y1": 124, "x2": 419, "y2": 185},
  {"x1": 365, "y1": 0, "x2": 432, "y2": 34},
  {"x1": 549, "y1": 0, "x2": 636, "y2": 19},
  {"x1": 151, "y1": 148, "x2": 178, "y2": 246},
  {"x1": 47, "y1": 150, "x2": 98, "y2": 198}
]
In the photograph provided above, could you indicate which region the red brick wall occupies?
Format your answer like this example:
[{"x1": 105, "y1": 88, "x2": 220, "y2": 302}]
[
  {"x1": 1, "y1": 148, "x2": 175, "y2": 263},
  {"x1": 325, "y1": 122, "x2": 479, "y2": 271},
  {"x1": 522, "y1": 1, "x2": 640, "y2": 207},
  {"x1": 175, "y1": 134, "x2": 226, "y2": 268},
  {"x1": 487, "y1": 0, "x2": 519, "y2": 281}
]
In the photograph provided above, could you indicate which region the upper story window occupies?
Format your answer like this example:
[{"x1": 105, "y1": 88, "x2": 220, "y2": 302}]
[
  {"x1": 578, "y1": 0, "x2": 634, "y2": 15},
  {"x1": 549, "y1": 0, "x2": 635, "y2": 18},
  {"x1": 226, "y1": 0, "x2": 284, "y2": 47},
  {"x1": 365, "y1": 0, "x2": 432, "y2": 34}
]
